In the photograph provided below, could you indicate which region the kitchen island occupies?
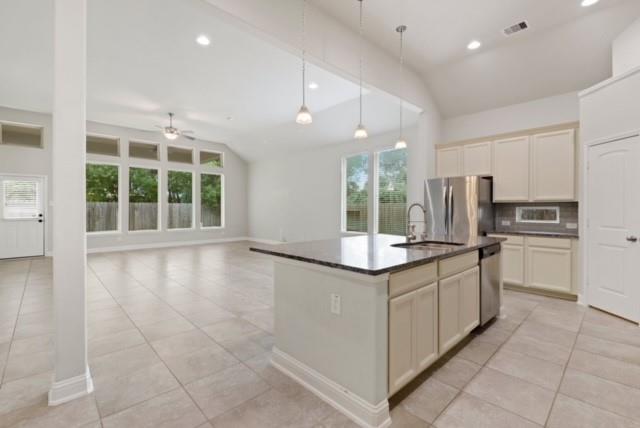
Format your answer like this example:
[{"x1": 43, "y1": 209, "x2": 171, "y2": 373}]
[{"x1": 251, "y1": 234, "x2": 504, "y2": 428}]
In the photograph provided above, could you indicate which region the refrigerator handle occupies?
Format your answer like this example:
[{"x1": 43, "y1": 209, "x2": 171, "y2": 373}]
[
  {"x1": 447, "y1": 184, "x2": 454, "y2": 239},
  {"x1": 443, "y1": 183, "x2": 449, "y2": 236}
]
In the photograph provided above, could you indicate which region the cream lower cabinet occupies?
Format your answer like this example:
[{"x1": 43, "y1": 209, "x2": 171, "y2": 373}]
[
  {"x1": 439, "y1": 266, "x2": 480, "y2": 355},
  {"x1": 389, "y1": 282, "x2": 438, "y2": 395}
]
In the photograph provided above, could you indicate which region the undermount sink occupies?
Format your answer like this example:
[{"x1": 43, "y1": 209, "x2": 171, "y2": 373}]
[{"x1": 392, "y1": 240, "x2": 465, "y2": 250}]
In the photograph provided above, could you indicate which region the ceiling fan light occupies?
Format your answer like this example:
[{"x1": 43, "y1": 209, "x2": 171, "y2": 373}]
[
  {"x1": 296, "y1": 105, "x2": 313, "y2": 125},
  {"x1": 163, "y1": 129, "x2": 180, "y2": 140},
  {"x1": 395, "y1": 139, "x2": 407, "y2": 149},
  {"x1": 354, "y1": 124, "x2": 368, "y2": 139}
]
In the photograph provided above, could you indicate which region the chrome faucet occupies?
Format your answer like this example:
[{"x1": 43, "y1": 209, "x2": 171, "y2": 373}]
[{"x1": 406, "y1": 203, "x2": 427, "y2": 242}]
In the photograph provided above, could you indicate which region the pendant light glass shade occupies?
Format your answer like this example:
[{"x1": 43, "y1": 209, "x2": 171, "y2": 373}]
[
  {"x1": 296, "y1": 0, "x2": 312, "y2": 125},
  {"x1": 296, "y1": 105, "x2": 313, "y2": 124},
  {"x1": 354, "y1": 0, "x2": 367, "y2": 140},
  {"x1": 395, "y1": 25, "x2": 407, "y2": 149}
]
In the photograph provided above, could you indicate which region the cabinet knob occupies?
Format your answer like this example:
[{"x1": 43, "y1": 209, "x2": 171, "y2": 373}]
[{"x1": 627, "y1": 236, "x2": 638, "y2": 243}]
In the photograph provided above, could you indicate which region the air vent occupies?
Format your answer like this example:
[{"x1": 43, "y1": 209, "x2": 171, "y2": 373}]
[{"x1": 503, "y1": 21, "x2": 529, "y2": 36}]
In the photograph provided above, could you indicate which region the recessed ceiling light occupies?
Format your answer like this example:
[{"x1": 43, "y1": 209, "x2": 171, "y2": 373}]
[
  {"x1": 196, "y1": 35, "x2": 211, "y2": 46},
  {"x1": 308, "y1": 81, "x2": 319, "y2": 90},
  {"x1": 581, "y1": 0, "x2": 599, "y2": 6},
  {"x1": 467, "y1": 40, "x2": 482, "y2": 50},
  {"x1": 226, "y1": 116, "x2": 233, "y2": 121}
]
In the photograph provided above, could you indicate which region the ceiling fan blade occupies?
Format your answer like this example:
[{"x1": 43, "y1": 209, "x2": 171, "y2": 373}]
[
  {"x1": 154, "y1": 125, "x2": 164, "y2": 129},
  {"x1": 183, "y1": 134, "x2": 196, "y2": 141},
  {"x1": 181, "y1": 130, "x2": 194, "y2": 134}
]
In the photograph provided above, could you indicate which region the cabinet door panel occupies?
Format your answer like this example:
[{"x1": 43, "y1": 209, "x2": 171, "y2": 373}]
[
  {"x1": 389, "y1": 291, "x2": 416, "y2": 395},
  {"x1": 502, "y1": 244, "x2": 525, "y2": 286},
  {"x1": 493, "y1": 136, "x2": 530, "y2": 201},
  {"x1": 460, "y1": 267, "x2": 480, "y2": 335},
  {"x1": 527, "y1": 246, "x2": 572, "y2": 292},
  {"x1": 437, "y1": 147, "x2": 461, "y2": 178},
  {"x1": 531, "y1": 130, "x2": 575, "y2": 201},
  {"x1": 463, "y1": 142, "x2": 492, "y2": 176},
  {"x1": 439, "y1": 274, "x2": 461, "y2": 354},
  {"x1": 415, "y1": 283, "x2": 438, "y2": 371}
]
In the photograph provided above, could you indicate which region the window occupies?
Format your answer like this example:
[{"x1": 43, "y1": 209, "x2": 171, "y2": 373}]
[
  {"x1": 201, "y1": 173, "x2": 223, "y2": 228},
  {"x1": 516, "y1": 206, "x2": 560, "y2": 224},
  {"x1": 377, "y1": 149, "x2": 407, "y2": 235},
  {"x1": 167, "y1": 171, "x2": 193, "y2": 229},
  {"x1": 129, "y1": 167, "x2": 159, "y2": 231},
  {"x1": 86, "y1": 164, "x2": 119, "y2": 232},
  {"x1": 1, "y1": 123, "x2": 43, "y2": 149},
  {"x1": 87, "y1": 135, "x2": 119, "y2": 157},
  {"x1": 129, "y1": 141, "x2": 159, "y2": 160},
  {"x1": 3, "y1": 180, "x2": 41, "y2": 219},
  {"x1": 167, "y1": 146, "x2": 193, "y2": 164},
  {"x1": 200, "y1": 150, "x2": 223, "y2": 168},
  {"x1": 343, "y1": 153, "x2": 369, "y2": 233}
]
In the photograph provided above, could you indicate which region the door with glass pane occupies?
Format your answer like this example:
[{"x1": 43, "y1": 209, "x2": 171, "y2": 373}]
[{"x1": 0, "y1": 176, "x2": 45, "y2": 259}]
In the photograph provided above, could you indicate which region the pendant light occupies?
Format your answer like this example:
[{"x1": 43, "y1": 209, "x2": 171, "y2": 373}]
[
  {"x1": 296, "y1": 0, "x2": 313, "y2": 125},
  {"x1": 395, "y1": 25, "x2": 407, "y2": 150},
  {"x1": 354, "y1": 0, "x2": 368, "y2": 139}
]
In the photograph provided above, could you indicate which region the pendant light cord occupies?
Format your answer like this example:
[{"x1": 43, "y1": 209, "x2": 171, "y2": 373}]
[
  {"x1": 399, "y1": 28, "x2": 404, "y2": 140},
  {"x1": 358, "y1": 0, "x2": 364, "y2": 125},
  {"x1": 302, "y1": 0, "x2": 307, "y2": 106}
]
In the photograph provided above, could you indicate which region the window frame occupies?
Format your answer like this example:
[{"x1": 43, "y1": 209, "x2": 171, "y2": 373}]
[
  {"x1": 341, "y1": 151, "x2": 371, "y2": 235},
  {"x1": 166, "y1": 168, "x2": 196, "y2": 232},
  {"x1": 199, "y1": 149, "x2": 224, "y2": 169},
  {"x1": 200, "y1": 172, "x2": 225, "y2": 230},
  {"x1": 86, "y1": 133, "x2": 121, "y2": 158},
  {"x1": 86, "y1": 161, "x2": 122, "y2": 235},
  {"x1": 167, "y1": 145, "x2": 194, "y2": 165},
  {"x1": 128, "y1": 164, "x2": 161, "y2": 233},
  {"x1": 129, "y1": 139, "x2": 161, "y2": 162}
]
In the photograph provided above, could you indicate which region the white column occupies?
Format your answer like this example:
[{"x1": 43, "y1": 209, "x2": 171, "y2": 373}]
[{"x1": 49, "y1": 0, "x2": 93, "y2": 406}]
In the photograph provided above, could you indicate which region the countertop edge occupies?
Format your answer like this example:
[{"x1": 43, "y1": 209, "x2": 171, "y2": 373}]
[{"x1": 488, "y1": 231, "x2": 579, "y2": 239}]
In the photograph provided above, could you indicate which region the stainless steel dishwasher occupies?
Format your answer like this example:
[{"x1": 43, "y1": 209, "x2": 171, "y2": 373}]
[{"x1": 480, "y1": 244, "x2": 501, "y2": 326}]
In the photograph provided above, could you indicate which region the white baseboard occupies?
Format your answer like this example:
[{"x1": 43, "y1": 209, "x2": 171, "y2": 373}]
[
  {"x1": 247, "y1": 237, "x2": 284, "y2": 245},
  {"x1": 271, "y1": 347, "x2": 391, "y2": 428},
  {"x1": 86, "y1": 236, "x2": 282, "y2": 254},
  {"x1": 48, "y1": 367, "x2": 94, "y2": 406}
]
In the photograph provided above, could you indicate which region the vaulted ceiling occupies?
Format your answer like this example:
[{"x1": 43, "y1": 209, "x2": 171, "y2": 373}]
[{"x1": 316, "y1": 0, "x2": 640, "y2": 117}]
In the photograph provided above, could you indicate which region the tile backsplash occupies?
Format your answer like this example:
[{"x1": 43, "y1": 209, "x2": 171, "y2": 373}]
[{"x1": 494, "y1": 202, "x2": 579, "y2": 234}]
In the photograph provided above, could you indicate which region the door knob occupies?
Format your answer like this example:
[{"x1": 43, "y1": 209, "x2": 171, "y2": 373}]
[{"x1": 627, "y1": 236, "x2": 638, "y2": 243}]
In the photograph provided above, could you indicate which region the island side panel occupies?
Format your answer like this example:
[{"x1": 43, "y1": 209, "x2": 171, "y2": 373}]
[{"x1": 273, "y1": 259, "x2": 389, "y2": 406}]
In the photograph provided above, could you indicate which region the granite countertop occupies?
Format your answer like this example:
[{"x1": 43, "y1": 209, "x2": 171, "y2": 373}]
[
  {"x1": 489, "y1": 230, "x2": 579, "y2": 239},
  {"x1": 250, "y1": 234, "x2": 505, "y2": 276}
]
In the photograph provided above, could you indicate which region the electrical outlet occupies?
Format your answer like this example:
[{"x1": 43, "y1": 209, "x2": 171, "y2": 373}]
[
  {"x1": 330, "y1": 293, "x2": 341, "y2": 315},
  {"x1": 501, "y1": 220, "x2": 511, "y2": 226}
]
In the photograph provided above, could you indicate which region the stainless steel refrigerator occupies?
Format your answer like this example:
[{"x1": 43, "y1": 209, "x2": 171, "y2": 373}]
[{"x1": 424, "y1": 176, "x2": 493, "y2": 241}]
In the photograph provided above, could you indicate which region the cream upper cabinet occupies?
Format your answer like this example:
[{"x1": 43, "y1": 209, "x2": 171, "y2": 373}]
[
  {"x1": 531, "y1": 130, "x2": 576, "y2": 201},
  {"x1": 526, "y1": 237, "x2": 572, "y2": 293},
  {"x1": 438, "y1": 266, "x2": 479, "y2": 355},
  {"x1": 436, "y1": 146, "x2": 461, "y2": 177},
  {"x1": 462, "y1": 141, "x2": 492, "y2": 176},
  {"x1": 493, "y1": 136, "x2": 530, "y2": 201}
]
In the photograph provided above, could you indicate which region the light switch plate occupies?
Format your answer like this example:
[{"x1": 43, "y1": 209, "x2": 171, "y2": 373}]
[
  {"x1": 501, "y1": 220, "x2": 511, "y2": 226},
  {"x1": 566, "y1": 223, "x2": 578, "y2": 230},
  {"x1": 330, "y1": 294, "x2": 341, "y2": 315}
]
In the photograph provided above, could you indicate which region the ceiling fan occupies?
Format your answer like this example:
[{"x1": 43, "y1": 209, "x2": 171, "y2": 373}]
[{"x1": 155, "y1": 112, "x2": 196, "y2": 141}]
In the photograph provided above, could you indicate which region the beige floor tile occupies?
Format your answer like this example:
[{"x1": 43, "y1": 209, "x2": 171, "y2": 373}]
[
  {"x1": 527, "y1": 306, "x2": 584, "y2": 333},
  {"x1": 433, "y1": 358, "x2": 480, "y2": 391},
  {"x1": 401, "y1": 378, "x2": 459, "y2": 423},
  {"x1": 90, "y1": 344, "x2": 160, "y2": 379},
  {"x1": 137, "y1": 317, "x2": 195, "y2": 342},
  {"x1": 581, "y1": 322, "x2": 640, "y2": 350},
  {"x1": 101, "y1": 387, "x2": 206, "y2": 428},
  {"x1": 472, "y1": 325, "x2": 512, "y2": 346},
  {"x1": 182, "y1": 309, "x2": 237, "y2": 328},
  {"x1": 560, "y1": 368, "x2": 640, "y2": 422},
  {"x1": 314, "y1": 409, "x2": 361, "y2": 427},
  {"x1": 514, "y1": 321, "x2": 577, "y2": 348},
  {"x1": 575, "y1": 334, "x2": 640, "y2": 366},
  {"x1": 547, "y1": 394, "x2": 640, "y2": 428},
  {"x1": 569, "y1": 349, "x2": 640, "y2": 389},
  {"x1": 455, "y1": 339, "x2": 498, "y2": 365},
  {"x1": 433, "y1": 392, "x2": 540, "y2": 428},
  {"x1": 88, "y1": 328, "x2": 146, "y2": 359},
  {"x1": 3, "y1": 349, "x2": 53, "y2": 382},
  {"x1": 209, "y1": 388, "x2": 333, "y2": 428},
  {"x1": 583, "y1": 308, "x2": 638, "y2": 330},
  {"x1": 219, "y1": 332, "x2": 272, "y2": 362},
  {"x1": 161, "y1": 345, "x2": 238, "y2": 384},
  {"x1": 388, "y1": 406, "x2": 431, "y2": 427},
  {"x1": 87, "y1": 316, "x2": 136, "y2": 340},
  {"x1": 0, "y1": 372, "x2": 51, "y2": 416},
  {"x1": 201, "y1": 318, "x2": 261, "y2": 342},
  {"x1": 244, "y1": 352, "x2": 307, "y2": 396},
  {"x1": 9, "y1": 334, "x2": 54, "y2": 356},
  {"x1": 151, "y1": 329, "x2": 217, "y2": 360},
  {"x1": 501, "y1": 334, "x2": 572, "y2": 366},
  {"x1": 464, "y1": 368, "x2": 555, "y2": 425},
  {"x1": 1, "y1": 395, "x2": 99, "y2": 428},
  {"x1": 185, "y1": 363, "x2": 270, "y2": 420},
  {"x1": 487, "y1": 348, "x2": 564, "y2": 390},
  {"x1": 93, "y1": 362, "x2": 179, "y2": 416}
]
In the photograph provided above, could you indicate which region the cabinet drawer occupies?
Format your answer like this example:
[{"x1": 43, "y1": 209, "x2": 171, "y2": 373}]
[
  {"x1": 389, "y1": 262, "x2": 437, "y2": 298},
  {"x1": 488, "y1": 234, "x2": 524, "y2": 246},
  {"x1": 439, "y1": 251, "x2": 479, "y2": 278},
  {"x1": 527, "y1": 237, "x2": 571, "y2": 249}
]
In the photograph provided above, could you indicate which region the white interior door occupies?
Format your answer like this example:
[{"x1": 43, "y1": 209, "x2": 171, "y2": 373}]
[
  {"x1": 587, "y1": 135, "x2": 640, "y2": 322},
  {"x1": 0, "y1": 176, "x2": 45, "y2": 259}
]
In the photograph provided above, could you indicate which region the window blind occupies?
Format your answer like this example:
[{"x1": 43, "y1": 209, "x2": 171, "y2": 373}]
[
  {"x1": 3, "y1": 180, "x2": 40, "y2": 219},
  {"x1": 378, "y1": 149, "x2": 407, "y2": 235}
]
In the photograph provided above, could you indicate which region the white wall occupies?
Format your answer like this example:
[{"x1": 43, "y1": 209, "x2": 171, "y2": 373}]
[
  {"x1": 248, "y1": 127, "x2": 419, "y2": 243},
  {"x1": 0, "y1": 106, "x2": 249, "y2": 253},
  {"x1": 613, "y1": 17, "x2": 640, "y2": 76},
  {"x1": 442, "y1": 92, "x2": 580, "y2": 143}
]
